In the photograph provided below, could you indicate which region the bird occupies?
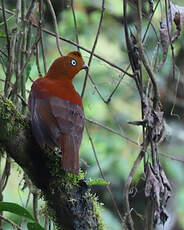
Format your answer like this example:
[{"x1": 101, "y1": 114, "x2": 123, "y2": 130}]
[{"x1": 28, "y1": 51, "x2": 88, "y2": 174}]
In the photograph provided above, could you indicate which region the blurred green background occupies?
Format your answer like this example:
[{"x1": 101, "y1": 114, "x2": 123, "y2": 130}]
[{"x1": 1, "y1": 0, "x2": 184, "y2": 229}]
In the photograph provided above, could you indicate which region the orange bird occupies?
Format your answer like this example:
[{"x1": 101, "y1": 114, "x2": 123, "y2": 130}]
[{"x1": 28, "y1": 51, "x2": 87, "y2": 174}]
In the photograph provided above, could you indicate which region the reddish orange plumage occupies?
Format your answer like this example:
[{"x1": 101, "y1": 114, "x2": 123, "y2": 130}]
[{"x1": 28, "y1": 51, "x2": 87, "y2": 174}]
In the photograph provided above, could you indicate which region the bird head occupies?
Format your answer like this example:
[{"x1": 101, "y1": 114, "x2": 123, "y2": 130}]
[{"x1": 46, "y1": 51, "x2": 88, "y2": 80}]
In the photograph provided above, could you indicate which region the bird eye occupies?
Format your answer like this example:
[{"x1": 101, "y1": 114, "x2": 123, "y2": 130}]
[{"x1": 71, "y1": 59, "x2": 77, "y2": 66}]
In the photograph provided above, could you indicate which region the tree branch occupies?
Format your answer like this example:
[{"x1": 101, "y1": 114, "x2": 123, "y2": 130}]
[{"x1": 0, "y1": 95, "x2": 103, "y2": 230}]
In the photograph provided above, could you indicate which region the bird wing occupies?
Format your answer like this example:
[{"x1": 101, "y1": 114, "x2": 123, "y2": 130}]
[
  {"x1": 28, "y1": 88, "x2": 59, "y2": 148},
  {"x1": 49, "y1": 97, "x2": 84, "y2": 174},
  {"x1": 28, "y1": 86, "x2": 84, "y2": 174}
]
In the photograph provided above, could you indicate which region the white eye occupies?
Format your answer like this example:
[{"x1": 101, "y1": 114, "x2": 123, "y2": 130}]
[{"x1": 71, "y1": 59, "x2": 77, "y2": 66}]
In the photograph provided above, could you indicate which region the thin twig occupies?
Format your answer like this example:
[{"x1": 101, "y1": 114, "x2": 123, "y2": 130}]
[
  {"x1": 122, "y1": 1, "x2": 146, "y2": 229},
  {"x1": 0, "y1": 6, "x2": 133, "y2": 78},
  {"x1": 39, "y1": 0, "x2": 47, "y2": 75},
  {"x1": 44, "y1": 215, "x2": 49, "y2": 230},
  {"x1": 36, "y1": 43, "x2": 42, "y2": 77},
  {"x1": 159, "y1": 152, "x2": 184, "y2": 163},
  {"x1": 0, "y1": 48, "x2": 7, "y2": 57},
  {"x1": 4, "y1": 17, "x2": 18, "y2": 96},
  {"x1": 142, "y1": 0, "x2": 161, "y2": 43},
  {"x1": 106, "y1": 72, "x2": 126, "y2": 103},
  {"x1": 85, "y1": 124, "x2": 125, "y2": 228},
  {"x1": 86, "y1": 117, "x2": 184, "y2": 164},
  {"x1": 7, "y1": 0, "x2": 22, "y2": 102},
  {"x1": 138, "y1": 42, "x2": 159, "y2": 109},
  {"x1": 124, "y1": 148, "x2": 145, "y2": 230},
  {"x1": 17, "y1": 30, "x2": 41, "y2": 81},
  {"x1": 40, "y1": 32, "x2": 47, "y2": 75},
  {"x1": 81, "y1": 0, "x2": 105, "y2": 98},
  {"x1": 86, "y1": 118, "x2": 138, "y2": 145},
  {"x1": 0, "y1": 56, "x2": 6, "y2": 75},
  {"x1": 19, "y1": 190, "x2": 31, "y2": 227},
  {"x1": 20, "y1": 0, "x2": 27, "y2": 114},
  {"x1": 0, "y1": 156, "x2": 11, "y2": 191},
  {"x1": 33, "y1": 191, "x2": 40, "y2": 223},
  {"x1": 0, "y1": 214, "x2": 23, "y2": 230},
  {"x1": 9, "y1": 30, "x2": 40, "y2": 99},
  {"x1": 88, "y1": 70, "x2": 126, "y2": 104},
  {"x1": 71, "y1": 0, "x2": 79, "y2": 50},
  {"x1": 46, "y1": 0, "x2": 62, "y2": 56},
  {"x1": 42, "y1": 29, "x2": 133, "y2": 77},
  {"x1": 25, "y1": 0, "x2": 35, "y2": 21},
  {"x1": 25, "y1": 23, "x2": 33, "y2": 59},
  {"x1": 84, "y1": 0, "x2": 160, "y2": 104},
  {"x1": 38, "y1": 28, "x2": 134, "y2": 77},
  {"x1": 123, "y1": 0, "x2": 137, "y2": 74},
  {"x1": 88, "y1": 73, "x2": 107, "y2": 103},
  {"x1": 136, "y1": 0, "x2": 159, "y2": 110},
  {"x1": 164, "y1": 0, "x2": 175, "y2": 79},
  {"x1": 123, "y1": 0, "x2": 144, "y2": 103},
  {"x1": 153, "y1": 42, "x2": 160, "y2": 72},
  {"x1": 1, "y1": 0, "x2": 10, "y2": 56}
]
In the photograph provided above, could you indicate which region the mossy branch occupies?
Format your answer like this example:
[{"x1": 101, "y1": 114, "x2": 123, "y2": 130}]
[{"x1": 0, "y1": 95, "x2": 104, "y2": 230}]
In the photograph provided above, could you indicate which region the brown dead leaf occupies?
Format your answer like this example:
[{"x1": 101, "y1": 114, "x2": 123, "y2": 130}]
[
  {"x1": 146, "y1": 108, "x2": 164, "y2": 143},
  {"x1": 152, "y1": 110, "x2": 164, "y2": 142},
  {"x1": 159, "y1": 2, "x2": 184, "y2": 69},
  {"x1": 129, "y1": 96, "x2": 165, "y2": 143},
  {"x1": 129, "y1": 31, "x2": 141, "y2": 72},
  {"x1": 145, "y1": 163, "x2": 171, "y2": 226}
]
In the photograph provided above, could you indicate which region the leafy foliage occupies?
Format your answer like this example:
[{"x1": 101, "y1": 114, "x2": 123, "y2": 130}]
[{"x1": 0, "y1": 202, "x2": 44, "y2": 230}]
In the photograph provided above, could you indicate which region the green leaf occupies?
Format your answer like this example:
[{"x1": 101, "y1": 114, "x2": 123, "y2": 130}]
[
  {"x1": 27, "y1": 222, "x2": 45, "y2": 230},
  {"x1": 0, "y1": 202, "x2": 34, "y2": 221},
  {"x1": 0, "y1": 31, "x2": 6, "y2": 37},
  {"x1": 87, "y1": 178, "x2": 110, "y2": 186}
]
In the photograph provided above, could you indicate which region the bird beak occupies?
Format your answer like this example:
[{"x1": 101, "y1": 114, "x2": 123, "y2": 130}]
[{"x1": 82, "y1": 64, "x2": 88, "y2": 70}]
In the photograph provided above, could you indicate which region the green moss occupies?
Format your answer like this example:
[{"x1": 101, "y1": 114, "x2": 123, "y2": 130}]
[
  {"x1": 51, "y1": 168, "x2": 86, "y2": 192},
  {"x1": 90, "y1": 193, "x2": 105, "y2": 230},
  {"x1": 45, "y1": 151, "x2": 104, "y2": 229},
  {"x1": 63, "y1": 169, "x2": 85, "y2": 186},
  {"x1": 0, "y1": 96, "x2": 28, "y2": 139},
  {"x1": 45, "y1": 149, "x2": 61, "y2": 177},
  {"x1": 87, "y1": 178, "x2": 110, "y2": 186},
  {"x1": 44, "y1": 145, "x2": 86, "y2": 189}
]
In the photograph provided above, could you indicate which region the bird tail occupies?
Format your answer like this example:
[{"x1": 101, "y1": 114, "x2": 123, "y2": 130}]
[{"x1": 60, "y1": 135, "x2": 79, "y2": 174}]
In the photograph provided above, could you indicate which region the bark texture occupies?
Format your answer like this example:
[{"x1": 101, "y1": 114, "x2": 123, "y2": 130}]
[{"x1": 0, "y1": 95, "x2": 103, "y2": 230}]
